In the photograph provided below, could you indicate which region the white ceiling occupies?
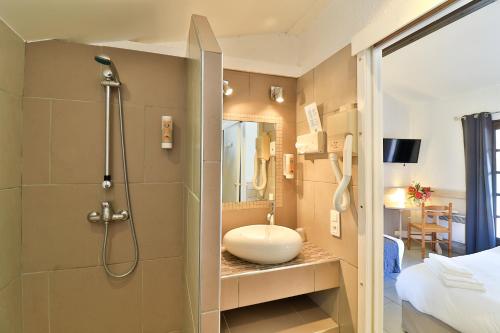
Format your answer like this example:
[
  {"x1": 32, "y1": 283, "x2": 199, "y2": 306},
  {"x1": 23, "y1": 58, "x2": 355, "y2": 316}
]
[
  {"x1": 0, "y1": 0, "x2": 328, "y2": 43},
  {"x1": 383, "y1": 1, "x2": 500, "y2": 104}
]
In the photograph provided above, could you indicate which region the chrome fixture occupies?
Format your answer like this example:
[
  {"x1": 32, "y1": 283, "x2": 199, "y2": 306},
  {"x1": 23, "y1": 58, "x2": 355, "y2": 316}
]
[
  {"x1": 88, "y1": 202, "x2": 129, "y2": 223},
  {"x1": 223, "y1": 80, "x2": 233, "y2": 96},
  {"x1": 88, "y1": 55, "x2": 139, "y2": 278},
  {"x1": 95, "y1": 55, "x2": 120, "y2": 189},
  {"x1": 266, "y1": 197, "x2": 275, "y2": 225},
  {"x1": 270, "y1": 86, "x2": 284, "y2": 103}
]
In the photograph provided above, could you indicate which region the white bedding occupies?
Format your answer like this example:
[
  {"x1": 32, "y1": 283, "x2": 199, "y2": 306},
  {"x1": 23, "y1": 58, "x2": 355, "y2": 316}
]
[{"x1": 396, "y1": 247, "x2": 500, "y2": 333}]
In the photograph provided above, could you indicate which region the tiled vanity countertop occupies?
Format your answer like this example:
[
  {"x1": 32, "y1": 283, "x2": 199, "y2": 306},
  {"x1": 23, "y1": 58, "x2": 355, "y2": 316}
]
[
  {"x1": 221, "y1": 241, "x2": 339, "y2": 278},
  {"x1": 220, "y1": 242, "x2": 340, "y2": 310}
]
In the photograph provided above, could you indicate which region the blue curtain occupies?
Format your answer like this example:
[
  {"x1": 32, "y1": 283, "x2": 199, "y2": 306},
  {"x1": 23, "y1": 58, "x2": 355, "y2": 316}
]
[{"x1": 462, "y1": 113, "x2": 496, "y2": 254}]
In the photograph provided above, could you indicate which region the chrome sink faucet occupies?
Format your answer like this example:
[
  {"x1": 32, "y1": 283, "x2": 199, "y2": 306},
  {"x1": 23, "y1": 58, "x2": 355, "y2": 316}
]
[
  {"x1": 266, "y1": 198, "x2": 275, "y2": 225},
  {"x1": 88, "y1": 202, "x2": 129, "y2": 224}
]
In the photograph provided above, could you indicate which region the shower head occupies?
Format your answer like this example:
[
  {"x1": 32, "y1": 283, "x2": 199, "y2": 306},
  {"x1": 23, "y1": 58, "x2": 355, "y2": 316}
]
[
  {"x1": 95, "y1": 55, "x2": 112, "y2": 66},
  {"x1": 94, "y1": 54, "x2": 120, "y2": 84}
]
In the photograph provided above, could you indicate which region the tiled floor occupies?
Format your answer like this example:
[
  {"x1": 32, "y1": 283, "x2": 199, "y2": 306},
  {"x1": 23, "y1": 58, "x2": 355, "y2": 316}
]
[
  {"x1": 221, "y1": 295, "x2": 339, "y2": 333},
  {"x1": 383, "y1": 242, "x2": 460, "y2": 333}
]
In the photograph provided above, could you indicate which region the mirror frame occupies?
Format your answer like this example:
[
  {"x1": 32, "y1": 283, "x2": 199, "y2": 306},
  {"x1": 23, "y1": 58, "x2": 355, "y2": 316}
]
[{"x1": 222, "y1": 113, "x2": 283, "y2": 210}]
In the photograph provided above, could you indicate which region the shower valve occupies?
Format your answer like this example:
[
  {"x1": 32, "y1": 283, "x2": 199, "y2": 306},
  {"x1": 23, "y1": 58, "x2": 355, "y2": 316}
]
[{"x1": 87, "y1": 201, "x2": 129, "y2": 223}]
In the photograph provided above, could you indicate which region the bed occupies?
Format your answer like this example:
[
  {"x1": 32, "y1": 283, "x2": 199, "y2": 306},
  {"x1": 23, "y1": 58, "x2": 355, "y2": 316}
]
[
  {"x1": 384, "y1": 234, "x2": 404, "y2": 275},
  {"x1": 396, "y1": 246, "x2": 500, "y2": 333}
]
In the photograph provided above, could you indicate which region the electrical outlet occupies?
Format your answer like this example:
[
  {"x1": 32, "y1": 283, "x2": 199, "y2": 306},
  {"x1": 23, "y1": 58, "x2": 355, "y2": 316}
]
[{"x1": 330, "y1": 209, "x2": 341, "y2": 237}]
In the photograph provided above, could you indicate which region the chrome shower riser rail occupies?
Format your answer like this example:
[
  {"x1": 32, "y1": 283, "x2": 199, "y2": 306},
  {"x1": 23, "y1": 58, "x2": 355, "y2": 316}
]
[{"x1": 88, "y1": 54, "x2": 139, "y2": 278}]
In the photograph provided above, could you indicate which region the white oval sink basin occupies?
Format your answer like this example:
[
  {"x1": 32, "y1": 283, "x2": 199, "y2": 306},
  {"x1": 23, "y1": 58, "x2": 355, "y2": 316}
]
[{"x1": 223, "y1": 224, "x2": 303, "y2": 264}]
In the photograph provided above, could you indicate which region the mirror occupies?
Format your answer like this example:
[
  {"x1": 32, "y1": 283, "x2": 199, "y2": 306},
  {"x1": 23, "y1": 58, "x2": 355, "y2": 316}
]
[{"x1": 222, "y1": 120, "x2": 276, "y2": 203}]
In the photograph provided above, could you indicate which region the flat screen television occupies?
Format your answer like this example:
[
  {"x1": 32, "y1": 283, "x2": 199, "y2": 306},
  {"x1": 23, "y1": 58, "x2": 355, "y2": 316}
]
[{"x1": 383, "y1": 138, "x2": 421, "y2": 163}]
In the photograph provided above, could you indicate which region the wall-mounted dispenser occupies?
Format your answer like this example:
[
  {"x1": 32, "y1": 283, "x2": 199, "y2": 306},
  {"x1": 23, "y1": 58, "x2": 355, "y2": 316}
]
[
  {"x1": 161, "y1": 116, "x2": 173, "y2": 149},
  {"x1": 296, "y1": 102, "x2": 327, "y2": 154},
  {"x1": 326, "y1": 105, "x2": 358, "y2": 154},
  {"x1": 295, "y1": 132, "x2": 327, "y2": 154},
  {"x1": 283, "y1": 153, "x2": 295, "y2": 179}
]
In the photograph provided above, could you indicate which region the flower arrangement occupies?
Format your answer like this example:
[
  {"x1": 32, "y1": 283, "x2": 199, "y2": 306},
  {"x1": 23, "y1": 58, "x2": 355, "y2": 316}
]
[{"x1": 407, "y1": 182, "x2": 431, "y2": 205}]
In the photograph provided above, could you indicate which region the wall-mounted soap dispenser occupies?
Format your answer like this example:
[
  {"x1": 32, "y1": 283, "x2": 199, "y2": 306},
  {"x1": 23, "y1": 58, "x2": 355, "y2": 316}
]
[{"x1": 161, "y1": 116, "x2": 173, "y2": 149}]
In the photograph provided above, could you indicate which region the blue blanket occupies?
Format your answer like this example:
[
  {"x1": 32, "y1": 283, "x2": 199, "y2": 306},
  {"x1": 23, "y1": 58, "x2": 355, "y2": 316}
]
[{"x1": 384, "y1": 237, "x2": 401, "y2": 275}]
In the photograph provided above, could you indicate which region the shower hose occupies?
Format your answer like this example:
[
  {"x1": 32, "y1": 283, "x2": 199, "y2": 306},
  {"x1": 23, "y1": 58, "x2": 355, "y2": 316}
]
[{"x1": 102, "y1": 87, "x2": 139, "y2": 278}]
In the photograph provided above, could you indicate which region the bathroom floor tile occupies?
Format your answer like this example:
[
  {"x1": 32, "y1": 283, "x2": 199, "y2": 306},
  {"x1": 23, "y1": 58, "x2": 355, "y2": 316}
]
[{"x1": 222, "y1": 295, "x2": 338, "y2": 333}]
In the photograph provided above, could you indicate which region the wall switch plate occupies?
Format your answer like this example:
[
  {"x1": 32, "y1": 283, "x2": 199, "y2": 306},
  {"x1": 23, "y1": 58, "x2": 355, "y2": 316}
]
[
  {"x1": 330, "y1": 209, "x2": 341, "y2": 237},
  {"x1": 270, "y1": 141, "x2": 276, "y2": 157}
]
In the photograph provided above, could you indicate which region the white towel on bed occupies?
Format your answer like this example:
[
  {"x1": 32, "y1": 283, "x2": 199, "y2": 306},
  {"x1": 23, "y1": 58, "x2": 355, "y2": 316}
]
[
  {"x1": 428, "y1": 253, "x2": 473, "y2": 277},
  {"x1": 441, "y1": 276, "x2": 486, "y2": 292},
  {"x1": 424, "y1": 256, "x2": 485, "y2": 292}
]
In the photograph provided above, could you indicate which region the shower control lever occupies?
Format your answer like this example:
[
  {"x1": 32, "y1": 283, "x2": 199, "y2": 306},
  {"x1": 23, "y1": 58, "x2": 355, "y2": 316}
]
[{"x1": 87, "y1": 201, "x2": 129, "y2": 224}]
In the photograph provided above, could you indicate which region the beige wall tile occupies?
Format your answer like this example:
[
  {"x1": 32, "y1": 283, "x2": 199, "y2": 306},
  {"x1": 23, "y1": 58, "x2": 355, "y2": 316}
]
[
  {"x1": 295, "y1": 45, "x2": 358, "y2": 330},
  {"x1": 0, "y1": 278, "x2": 22, "y2": 333},
  {"x1": 144, "y1": 106, "x2": 184, "y2": 183},
  {"x1": 24, "y1": 40, "x2": 103, "y2": 101},
  {"x1": 249, "y1": 72, "x2": 296, "y2": 110},
  {"x1": 297, "y1": 180, "x2": 314, "y2": 233},
  {"x1": 223, "y1": 70, "x2": 250, "y2": 106},
  {"x1": 223, "y1": 298, "x2": 304, "y2": 332},
  {"x1": 315, "y1": 261, "x2": 340, "y2": 291},
  {"x1": 313, "y1": 45, "x2": 356, "y2": 109},
  {"x1": 0, "y1": 188, "x2": 21, "y2": 290},
  {"x1": 296, "y1": 69, "x2": 314, "y2": 119},
  {"x1": 220, "y1": 277, "x2": 238, "y2": 311},
  {"x1": 222, "y1": 208, "x2": 269, "y2": 236},
  {"x1": 50, "y1": 264, "x2": 141, "y2": 333},
  {"x1": 201, "y1": 310, "x2": 220, "y2": 333},
  {"x1": 142, "y1": 257, "x2": 183, "y2": 333},
  {"x1": 185, "y1": 190, "x2": 200, "y2": 329},
  {"x1": 22, "y1": 272, "x2": 49, "y2": 333},
  {"x1": 110, "y1": 103, "x2": 145, "y2": 184},
  {"x1": 0, "y1": 20, "x2": 25, "y2": 96},
  {"x1": 338, "y1": 261, "x2": 358, "y2": 333},
  {"x1": 51, "y1": 100, "x2": 104, "y2": 184},
  {"x1": 312, "y1": 182, "x2": 358, "y2": 267},
  {"x1": 238, "y1": 266, "x2": 314, "y2": 307},
  {"x1": 103, "y1": 183, "x2": 184, "y2": 262},
  {"x1": 0, "y1": 92, "x2": 22, "y2": 189},
  {"x1": 22, "y1": 40, "x2": 189, "y2": 333},
  {"x1": 22, "y1": 184, "x2": 103, "y2": 272},
  {"x1": 103, "y1": 47, "x2": 186, "y2": 108},
  {"x1": 201, "y1": 162, "x2": 221, "y2": 312},
  {"x1": 202, "y1": 51, "x2": 222, "y2": 162},
  {"x1": 22, "y1": 98, "x2": 51, "y2": 185},
  {"x1": 51, "y1": 100, "x2": 145, "y2": 184}
]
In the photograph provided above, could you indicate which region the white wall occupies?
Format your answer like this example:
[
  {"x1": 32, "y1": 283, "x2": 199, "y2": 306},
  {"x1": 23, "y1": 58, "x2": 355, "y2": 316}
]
[
  {"x1": 383, "y1": 93, "x2": 414, "y2": 188},
  {"x1": 384, "y1": 83, "x2": 500, "y2": 192}
]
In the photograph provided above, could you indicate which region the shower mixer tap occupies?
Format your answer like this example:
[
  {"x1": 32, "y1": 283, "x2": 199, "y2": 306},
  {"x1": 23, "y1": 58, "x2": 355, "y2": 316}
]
[{"x1": 87, "y1": 202, "x2": 129, "y2": 224}]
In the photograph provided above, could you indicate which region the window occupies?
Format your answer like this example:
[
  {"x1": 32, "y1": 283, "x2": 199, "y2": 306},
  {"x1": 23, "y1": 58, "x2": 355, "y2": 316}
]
[{"x1": 493, "y1": 121, "x2": 500, "y2": 236}]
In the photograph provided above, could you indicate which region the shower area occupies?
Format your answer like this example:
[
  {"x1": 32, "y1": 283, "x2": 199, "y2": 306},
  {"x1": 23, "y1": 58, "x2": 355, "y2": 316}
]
[{"x1": 0, "y1": 15, "x2": 221, "y2": 333}]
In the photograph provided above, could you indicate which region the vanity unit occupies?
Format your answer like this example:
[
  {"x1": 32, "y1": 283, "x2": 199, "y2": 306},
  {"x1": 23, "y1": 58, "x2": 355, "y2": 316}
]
[{"x1": 221, "y1": 242, "x2": 340, "y2": 310}]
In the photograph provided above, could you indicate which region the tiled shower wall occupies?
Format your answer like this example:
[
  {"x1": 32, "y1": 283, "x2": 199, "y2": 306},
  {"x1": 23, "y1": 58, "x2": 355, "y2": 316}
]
[
  {"x1": 296, "y1": 45, "x2": 359, "y2": 333},
  {"x1": 222, "y1": 70, "x2": 297, "y2": 235},
  {"x1": 184, "y1": 15, "x2": 223, "y2": 332},
  {"x1": 22, "y1": 40, "x2": 186, "y2": 333},
  {"x1": 0, "y1": 20, "x2": 25, "y2": 333}
]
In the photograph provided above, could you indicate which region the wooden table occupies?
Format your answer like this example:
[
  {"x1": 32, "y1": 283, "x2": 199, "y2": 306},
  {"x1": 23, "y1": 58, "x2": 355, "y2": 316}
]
[{"x1": 384, "y1": 204, "x2": 421, "y2": 239}]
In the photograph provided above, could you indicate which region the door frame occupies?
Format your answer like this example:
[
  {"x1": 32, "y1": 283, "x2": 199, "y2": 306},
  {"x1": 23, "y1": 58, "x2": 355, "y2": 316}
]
[{"x1": 355, "y1": 0, "x2": 496, "y2": 331}]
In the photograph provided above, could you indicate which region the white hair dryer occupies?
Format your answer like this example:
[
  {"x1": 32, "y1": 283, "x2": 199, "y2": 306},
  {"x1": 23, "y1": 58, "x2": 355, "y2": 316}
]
[{"x1": 329, "y1": 134, "x2": 353, "y2": 212}]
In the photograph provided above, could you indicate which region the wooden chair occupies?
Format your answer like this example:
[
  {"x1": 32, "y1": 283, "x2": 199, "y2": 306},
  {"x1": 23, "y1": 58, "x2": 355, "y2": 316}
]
[{"x1": 407, "y1": 203, "x2": 453, "y2": 259}]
